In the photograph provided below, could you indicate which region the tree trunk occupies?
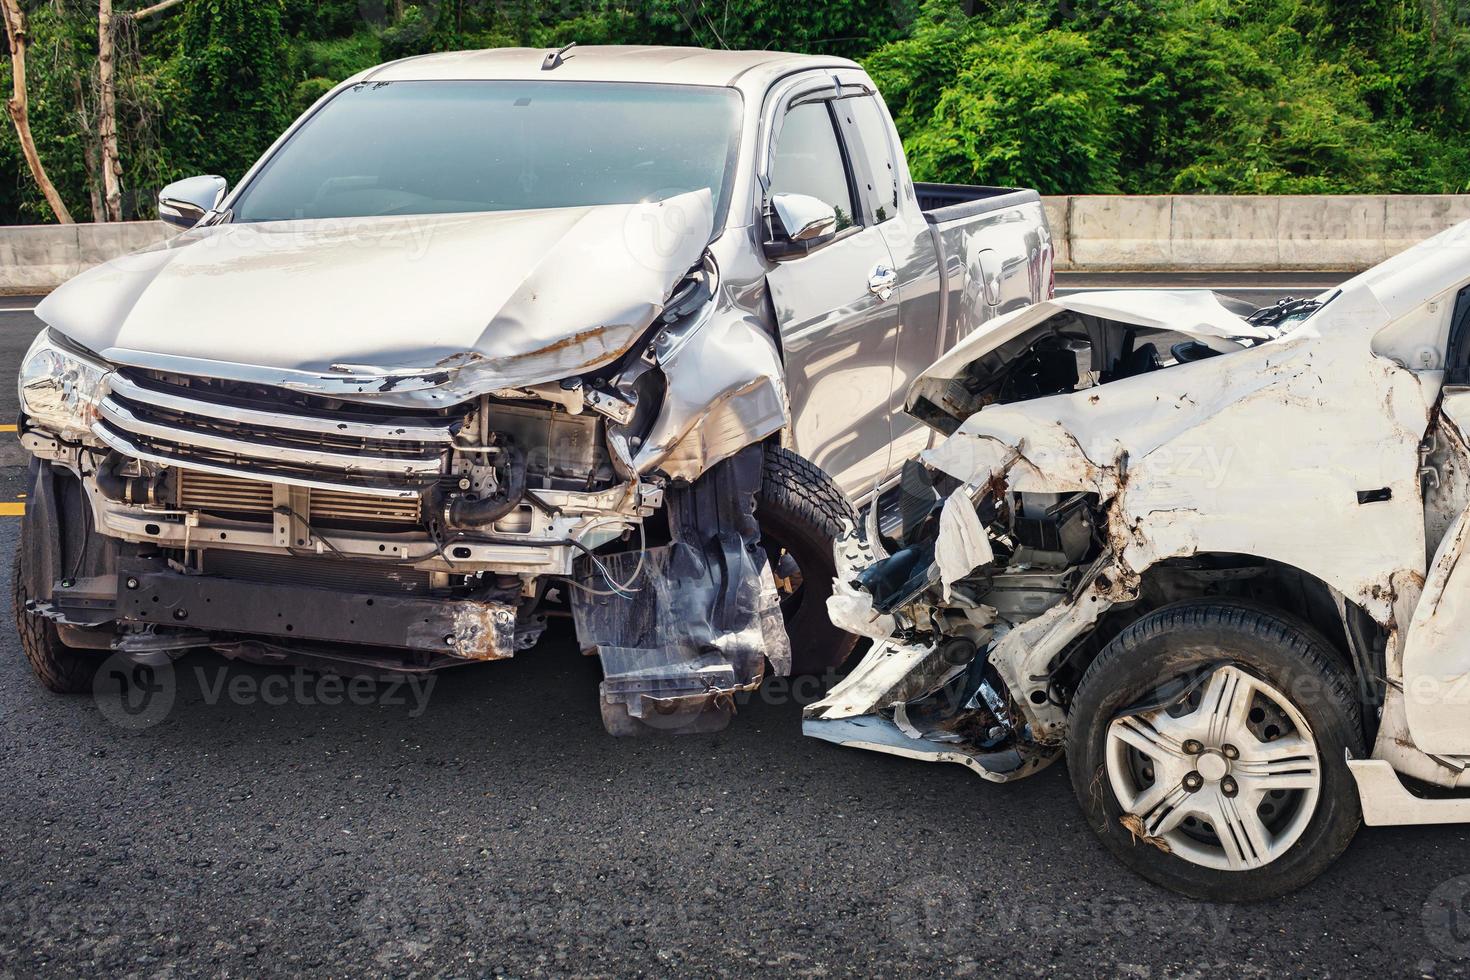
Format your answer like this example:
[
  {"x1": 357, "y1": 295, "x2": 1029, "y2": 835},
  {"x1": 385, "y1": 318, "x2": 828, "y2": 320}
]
[
  {"x1": 98, "y1": 0, "x2": 123, "y2": 222},
  {"x1": 1, "y1": 0, "x2": 75, "y2": 223},
  {"x1": 73, "y1": 76, "x2": 105, "y2": 221}
]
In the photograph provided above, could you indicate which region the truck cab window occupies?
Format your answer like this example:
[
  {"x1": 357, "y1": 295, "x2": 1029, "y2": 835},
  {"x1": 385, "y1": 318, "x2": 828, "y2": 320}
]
[
  {"x1": 844, "y1": 96, "x2": 899, "y2": 223},
  {"x1": 768, "y1": 101, "x2": 856, "y2": 232}
]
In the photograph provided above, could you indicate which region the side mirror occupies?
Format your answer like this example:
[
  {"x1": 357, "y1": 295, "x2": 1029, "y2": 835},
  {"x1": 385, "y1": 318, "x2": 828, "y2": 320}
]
[
  {"x1": 763, "y1": 192, "x2": 838, "y2": 260},
  {"x1": 158, "y1": 175, "x2": 229, "y2": 229}
]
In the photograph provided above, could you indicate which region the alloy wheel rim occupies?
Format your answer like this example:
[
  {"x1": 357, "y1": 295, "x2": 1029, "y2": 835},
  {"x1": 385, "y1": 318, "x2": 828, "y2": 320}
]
[{"x1": 1104, "y1": 664, "x2": 1322, "y2": 872}]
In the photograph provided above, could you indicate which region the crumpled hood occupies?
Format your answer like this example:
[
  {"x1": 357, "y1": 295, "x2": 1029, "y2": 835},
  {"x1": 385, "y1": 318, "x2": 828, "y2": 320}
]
[
  {"x1": 908, "y1": 288, "x2": 1284, "y2": 414},
  {"x1": 38, "y1": 190, "x2": 714, "y2": 404}
]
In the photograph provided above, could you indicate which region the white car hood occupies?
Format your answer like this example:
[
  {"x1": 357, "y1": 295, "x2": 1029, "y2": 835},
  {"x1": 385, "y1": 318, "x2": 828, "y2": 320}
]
[
  {"x1": 907, "y1": 289, "x2": 1283, "y2": 413},
  {"x1": 37, "y1": 190, "x2": 714, "y2": 403}
]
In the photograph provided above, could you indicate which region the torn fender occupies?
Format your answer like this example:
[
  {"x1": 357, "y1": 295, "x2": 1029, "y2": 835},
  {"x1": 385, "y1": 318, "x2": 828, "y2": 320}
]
[{"x1": 631, "y1": 307, "x2": 789, "y2": 482}]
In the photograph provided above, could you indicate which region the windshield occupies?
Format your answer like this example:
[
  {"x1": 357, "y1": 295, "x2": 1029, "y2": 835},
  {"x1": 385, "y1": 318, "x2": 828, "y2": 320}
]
[{"x1": 230, "y1": 80, "x2": 743, "y2": 224}]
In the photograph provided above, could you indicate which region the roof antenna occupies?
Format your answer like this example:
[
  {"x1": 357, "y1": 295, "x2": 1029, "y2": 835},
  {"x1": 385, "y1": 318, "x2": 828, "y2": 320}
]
[{"x1": 541, "y1": 41, "x2": 576, "y2": 71}]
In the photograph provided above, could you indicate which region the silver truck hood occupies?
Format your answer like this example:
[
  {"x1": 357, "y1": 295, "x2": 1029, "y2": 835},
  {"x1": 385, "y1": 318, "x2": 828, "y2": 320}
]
[{"x1": 38, "y1": 190, "x2": 714, "y2": 405}]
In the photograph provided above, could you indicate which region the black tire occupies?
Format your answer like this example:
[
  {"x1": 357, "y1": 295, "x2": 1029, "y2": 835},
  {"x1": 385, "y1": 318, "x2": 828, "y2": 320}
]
[
  {"x1": 1066, "y1": 598, "x2": 1364, "y2": 902},
  {"x1": 755, "y1": 445, "x2": 858, "y2": 674},
  {"x1": 13, "y1": 521, "x2": 99, "y2": 695}
]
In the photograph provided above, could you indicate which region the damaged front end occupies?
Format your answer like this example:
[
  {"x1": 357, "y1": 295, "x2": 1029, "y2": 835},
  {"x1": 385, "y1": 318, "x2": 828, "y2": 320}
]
[
  {"x1": 806, "y1": 283, "x2": 1434, "y2": 780},
  {"x1": 22, "y1": 191, "x2": 796, "y2": 737},
  {"x1": 807, "y1": 450, "x2": 1112, "y2": 781}
]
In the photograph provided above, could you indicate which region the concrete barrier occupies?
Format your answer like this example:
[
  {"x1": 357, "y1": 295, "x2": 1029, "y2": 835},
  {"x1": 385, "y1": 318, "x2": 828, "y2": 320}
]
[
  {"x1": 1043, "y1": 194, "x2": 1470, "y2": 272},
  {"x1": 0, "y1": 221, "x2": 171, "y2": 294},
  {"x1": 2, "y1": 195, "x2": 1469, "y2": 291}
]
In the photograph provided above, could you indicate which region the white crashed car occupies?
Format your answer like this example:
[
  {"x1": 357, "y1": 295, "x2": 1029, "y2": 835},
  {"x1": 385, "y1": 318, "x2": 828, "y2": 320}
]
[{"x1": 807, "y1": 221, "x2": 1470, "y2": 901}]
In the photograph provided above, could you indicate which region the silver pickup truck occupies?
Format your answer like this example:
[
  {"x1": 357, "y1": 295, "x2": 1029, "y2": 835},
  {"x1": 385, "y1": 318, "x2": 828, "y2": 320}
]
[{"x1": 15, "y1": 46, "x2": 1051, "y2": 735}]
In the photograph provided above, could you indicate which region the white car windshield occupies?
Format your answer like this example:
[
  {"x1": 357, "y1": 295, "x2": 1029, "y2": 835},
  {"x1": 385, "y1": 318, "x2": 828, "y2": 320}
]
[{"x1": 229, "y1": 80, "x2": 743, "y2": 223}]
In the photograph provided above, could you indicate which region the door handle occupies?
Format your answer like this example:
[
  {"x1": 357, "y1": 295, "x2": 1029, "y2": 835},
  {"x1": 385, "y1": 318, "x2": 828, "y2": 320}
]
[{"x1": 868, "y1": 264, "x2": 897, "y2": 301}]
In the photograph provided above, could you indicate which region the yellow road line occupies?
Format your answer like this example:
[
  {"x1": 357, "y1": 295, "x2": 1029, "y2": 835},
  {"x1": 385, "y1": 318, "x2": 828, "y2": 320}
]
[
  {"x1": 0, "y1": 425, "x2": 16, "y2": 433},
  {"x1": 0, "y1": 503, "x2": 25, "y2": 516}
]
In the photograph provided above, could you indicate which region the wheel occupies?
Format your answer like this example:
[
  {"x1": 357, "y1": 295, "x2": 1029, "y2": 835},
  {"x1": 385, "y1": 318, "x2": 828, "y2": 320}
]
[
  {"x1": 755, "y1": 444, "x2": 859, "y2": 674},
  {"x1": 1066, "y1": 599, "x2": 1365, "y2": 901},
  {"x1": 13, "y1": 505, "x2": 100, "y2": 695}
]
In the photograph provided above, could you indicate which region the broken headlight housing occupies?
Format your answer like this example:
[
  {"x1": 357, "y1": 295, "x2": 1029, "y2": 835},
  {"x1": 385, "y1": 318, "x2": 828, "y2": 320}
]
[{"x1": 18, "y1": 330, "x2": 110, "y2": 439}]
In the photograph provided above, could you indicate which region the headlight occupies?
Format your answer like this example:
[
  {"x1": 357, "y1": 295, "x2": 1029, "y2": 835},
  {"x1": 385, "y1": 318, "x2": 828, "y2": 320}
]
[{"x1": 18, "y1": 330, "x2": 111, "y2": 439}]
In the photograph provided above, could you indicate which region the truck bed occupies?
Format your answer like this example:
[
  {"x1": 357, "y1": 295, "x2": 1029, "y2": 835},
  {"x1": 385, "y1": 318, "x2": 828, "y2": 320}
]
[{"x1": 915, "y1": 182, "x2": 1043, "y2": 225}]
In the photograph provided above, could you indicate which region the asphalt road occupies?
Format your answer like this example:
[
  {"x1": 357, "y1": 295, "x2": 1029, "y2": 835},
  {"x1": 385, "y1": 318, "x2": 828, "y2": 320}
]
[{"x1": 3, "y1": 279, "x2": 1469, "y2": 977}]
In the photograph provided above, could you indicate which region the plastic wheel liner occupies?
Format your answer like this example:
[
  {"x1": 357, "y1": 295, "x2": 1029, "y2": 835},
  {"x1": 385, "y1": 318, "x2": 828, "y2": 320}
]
[{"x1": 570, "y1": 445, "x2": 791, "y2": 735}]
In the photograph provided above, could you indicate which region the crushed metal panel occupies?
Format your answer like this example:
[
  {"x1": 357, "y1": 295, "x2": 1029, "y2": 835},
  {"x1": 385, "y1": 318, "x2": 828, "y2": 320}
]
[
  {"x1": 805, "y1": 640, "x2": 949, "y2": 722},
  {"x1": 905, "y1": 289, "x2": 1282, "y2": 421},
  {"x1": 632, "y1": 311, "x2": 790, "y2": 481},
  {"x1": 47, "y1": 191, "x2": 716, "y2": 408},
  {"x1": 1401, "y1": 506, "x2": 1470, "y2": 754},
  {"x1": 803, "y1": 712, "x2": 1058, "y2": 784},
  {"x1": 922, "y1": 305, "x2": 1430, "y2": 618},
  {"x1": 934, "y1": 490, "x2": 994, "y2": 600}
]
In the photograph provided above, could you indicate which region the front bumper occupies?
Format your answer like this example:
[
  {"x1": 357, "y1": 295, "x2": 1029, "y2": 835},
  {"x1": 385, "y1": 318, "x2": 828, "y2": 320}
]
[
  {"x1": 114, "y1": 560, "x2": 519, "y2": 661},
  {"x1": 33, "y1": 554, "x2": 525, "y2": 666}
]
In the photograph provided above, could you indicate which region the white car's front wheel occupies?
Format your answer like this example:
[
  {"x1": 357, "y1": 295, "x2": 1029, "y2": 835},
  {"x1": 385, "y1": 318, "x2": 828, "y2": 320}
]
[{"x1": 1067, "y1": 599, "x2": 1366, "y2": 901}]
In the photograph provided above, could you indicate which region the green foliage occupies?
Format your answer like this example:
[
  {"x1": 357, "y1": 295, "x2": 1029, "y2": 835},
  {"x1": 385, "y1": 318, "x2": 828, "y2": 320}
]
[
  {"x1": 2, "y1": 0, "x2": 1468, "y2": 223},
  {"x1": 873, "y1": 0, "x2": 1470, "y2": 194},
  {"x1": 173, "y1": 0, "x2": 293, "y2": 179},
  {"x1": 871, "y1": 9, "x2": 1126, "y2": 194},
  {"x1": 281, "y1": 0, "x2": 365, "y2": 39}
]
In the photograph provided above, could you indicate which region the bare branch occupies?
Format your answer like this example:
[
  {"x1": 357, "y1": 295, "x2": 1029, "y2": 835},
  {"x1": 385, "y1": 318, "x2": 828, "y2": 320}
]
[
  {"x1": 130, "y1": 0, "x2": 186, "y2": 21},
  {"x1": 1, "y1": 0, "x2": 76, "y2": 223}
]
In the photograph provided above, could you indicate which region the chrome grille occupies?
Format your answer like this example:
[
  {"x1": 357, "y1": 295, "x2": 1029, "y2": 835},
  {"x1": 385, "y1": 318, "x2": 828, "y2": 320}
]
[{"x1": 96, "y1": 371, "x2": 458, "y2": 498}]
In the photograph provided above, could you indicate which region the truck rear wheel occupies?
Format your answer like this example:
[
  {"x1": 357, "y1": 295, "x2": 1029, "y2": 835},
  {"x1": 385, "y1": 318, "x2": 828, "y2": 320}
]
[
  {"x1": 1065, "y1": 599, "x2": 1364, "y2": 902},
  {"x1": 756, "y1": 445, "x2": 859, "y2": 674},
  {"x1": 13, "y1": 500, "x2": 101, "y2": 694}
]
